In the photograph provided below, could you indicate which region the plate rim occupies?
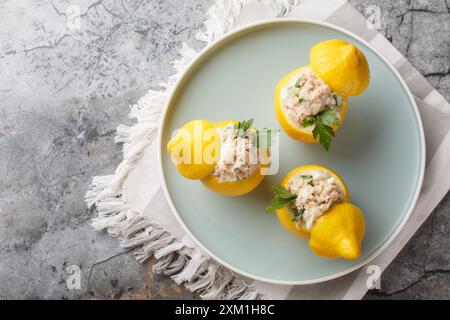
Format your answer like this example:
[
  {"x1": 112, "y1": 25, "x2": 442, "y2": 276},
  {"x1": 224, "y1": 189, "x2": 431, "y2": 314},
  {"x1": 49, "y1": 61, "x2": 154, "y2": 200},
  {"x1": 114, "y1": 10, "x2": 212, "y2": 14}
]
[{"x1": 157, "y1": 18, "x2": 426, "y2": 285}]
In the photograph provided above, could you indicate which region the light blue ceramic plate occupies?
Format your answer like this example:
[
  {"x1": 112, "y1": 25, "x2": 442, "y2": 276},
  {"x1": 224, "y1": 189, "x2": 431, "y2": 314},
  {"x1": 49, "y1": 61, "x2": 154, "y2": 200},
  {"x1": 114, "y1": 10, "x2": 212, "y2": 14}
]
[{"x1": 158, "y1": 20, "x2": 425, "y2": 284}]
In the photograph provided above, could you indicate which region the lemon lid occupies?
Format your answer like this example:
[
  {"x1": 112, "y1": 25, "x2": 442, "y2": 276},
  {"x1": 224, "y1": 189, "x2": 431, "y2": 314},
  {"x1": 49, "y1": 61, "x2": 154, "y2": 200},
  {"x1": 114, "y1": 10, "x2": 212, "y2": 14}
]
[
  {"x1": 166, "y1": 119, "x2": 219, "y2": 180},
  {"x1": 309, "y1": 203, "x2": 365, "y2": 260},
  {"x1": 310, "y1": 39, "x2": 370, "y2": 96}
]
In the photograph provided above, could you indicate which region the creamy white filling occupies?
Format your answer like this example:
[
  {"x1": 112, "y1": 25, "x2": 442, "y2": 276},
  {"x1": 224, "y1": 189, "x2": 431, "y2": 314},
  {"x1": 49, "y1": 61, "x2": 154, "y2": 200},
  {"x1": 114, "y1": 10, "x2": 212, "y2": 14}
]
[
  {"x1": 212, "y1": 123, "x2": 259, "y2": 183},
  {"x1": 286, "y1": 169, "x2": 344, "y2": 229},
  {"x1": 281, "y1": 68, "x2": 342, "y2": 129}
]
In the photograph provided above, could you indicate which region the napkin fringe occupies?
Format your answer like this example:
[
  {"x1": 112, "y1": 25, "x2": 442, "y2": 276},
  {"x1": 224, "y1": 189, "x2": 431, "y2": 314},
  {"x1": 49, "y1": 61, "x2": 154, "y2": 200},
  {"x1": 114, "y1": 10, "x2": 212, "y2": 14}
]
[
  {"x1": 195, "y1": 0, "x2": 300, "y2": 44},
  {"x1": 86, "y1": 174, "x2": 259, "y2": 299},
  {"x1": 86, "y1": 0, "x2": 298, "y2": 300}
]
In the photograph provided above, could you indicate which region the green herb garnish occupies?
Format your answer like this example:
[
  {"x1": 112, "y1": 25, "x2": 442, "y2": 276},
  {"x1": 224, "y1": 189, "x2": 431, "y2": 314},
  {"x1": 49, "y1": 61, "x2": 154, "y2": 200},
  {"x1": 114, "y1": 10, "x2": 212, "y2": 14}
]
[
  {"x1": 318, "y1": 108, "x2": 339, "y2": 127},
  {"x1": 234, "y1": 119, "x2": 254, "y2": 138},
  {"x1": 312, "y1": 121, "x2": 335, "y2": 151},
  {"x1": 234, "y1": 120, "x2": 278, "y2": 149},
  {"x1": 265, "y1": 185, "x2": 297, "y2": 213},
  {"x1": 300, "y1": 107, "x2": 339, "y2": 151},
  {"x1": 300, "y1": 175, "x2": 313, "y2": 180},
  {"x1": 291, "y1": 207, "x2": 305, "y2": 222}
]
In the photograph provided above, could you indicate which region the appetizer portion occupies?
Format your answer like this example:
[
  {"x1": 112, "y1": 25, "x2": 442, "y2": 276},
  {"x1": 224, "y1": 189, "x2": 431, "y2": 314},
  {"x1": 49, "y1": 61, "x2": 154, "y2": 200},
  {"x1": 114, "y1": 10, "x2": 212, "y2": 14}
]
[
  {"x1": 275, "y1": 66, "x2": 348, "y2": 149},
  {"x1": 275, "y1": 39, "x2": 370, "y2": 150},
  {"x1": 282, "y1": 165, "x2": 348, "y2": 230},
  {"x1": 202, "y1": 120, "x2": 266, "y2": 196},
  {"x1": 167, "y1": 119, "x2": 270, "y2": 196},
  {"x1": 267, "y1": 165, "x2": 365, "y2": 260}
]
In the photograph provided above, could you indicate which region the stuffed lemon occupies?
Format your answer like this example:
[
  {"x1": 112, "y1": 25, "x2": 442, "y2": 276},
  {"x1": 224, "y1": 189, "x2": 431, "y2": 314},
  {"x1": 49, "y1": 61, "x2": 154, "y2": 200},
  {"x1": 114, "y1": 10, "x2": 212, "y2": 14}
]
[
  {"x1": 166, "y1": 119, "x2": 219, "y2": 180},
  {"x1": 274, "y1": 40, "x2": 369, "y2": 150},
  {"x1": 167, "y1": 119, "x2": 269, "y2": 196},
  {"x1": 266, "y1": 165, "x2": 365, "y2": 260},
  {"x1": 201, "y1": 120, "x2": 267, "y2": 196},
  {"x1": 275, "y1": 66, "x2": 348, "y2": 147}
]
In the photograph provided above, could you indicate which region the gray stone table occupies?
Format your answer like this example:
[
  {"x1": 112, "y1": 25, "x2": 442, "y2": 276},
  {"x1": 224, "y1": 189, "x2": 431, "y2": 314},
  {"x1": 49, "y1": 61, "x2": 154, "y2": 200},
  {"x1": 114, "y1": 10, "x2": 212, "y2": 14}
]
[{"x1": 0, "y1": 0, "x2": 448, "y2": 299}]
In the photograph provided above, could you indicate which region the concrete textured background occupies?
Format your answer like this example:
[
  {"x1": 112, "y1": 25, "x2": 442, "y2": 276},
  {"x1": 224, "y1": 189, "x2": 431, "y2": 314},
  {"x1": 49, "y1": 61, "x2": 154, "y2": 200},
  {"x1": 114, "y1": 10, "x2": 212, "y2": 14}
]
[{"x1": 0, "y1": 0, "x2": 448, "y2": 300}]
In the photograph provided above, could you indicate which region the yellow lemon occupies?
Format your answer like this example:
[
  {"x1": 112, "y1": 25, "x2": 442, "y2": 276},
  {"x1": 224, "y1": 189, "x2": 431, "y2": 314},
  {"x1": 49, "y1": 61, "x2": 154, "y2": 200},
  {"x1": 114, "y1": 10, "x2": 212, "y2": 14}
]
[
  {"x1": 202, "y1": 170, "x2": 265, "y2": 196},
  {"x1": 274, "y1": 65, "x2": 348, "y2": 143},
  {"x1": 309, "y1": 203, "x2": 365, "y2": 260},
  {"x1": 275, "y1": 164, "x2": 350, "y2": 239},
  {"x1": 167, "y1": 119, "x2": 219, "y2": 180},
  {"x1": 310, "y1": 40, "x2": 370, "y2": 96},
  {"x1": 201, "y1": 120, "x2": 265, "y2": 196}
]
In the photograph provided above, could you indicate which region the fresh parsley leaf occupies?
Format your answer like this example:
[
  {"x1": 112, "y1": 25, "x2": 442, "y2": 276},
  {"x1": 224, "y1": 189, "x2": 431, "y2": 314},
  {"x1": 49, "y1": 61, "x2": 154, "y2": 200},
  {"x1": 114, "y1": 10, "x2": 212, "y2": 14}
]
[
  {"x1": 298, "y1": 96, "x2": 304, "y2": 103},
  {"x1": 291, "y1": 207, "x2": 305, "y2": 222},
  {"x1": 301, "y1": 116, "x2": 316, "y2": 128},
  {"x1": 300, "y1": 108, "x2": 339, "y2": 150},
  {"x1": 235, "y1": 119, "x2": 254, "y2": 137},
  {"x1": 318, "y1": 108, "x2": 339, "y2": 127},
  {"x1": 300, "y1": 175, "x2": 313, "y2": 180},
  {"x1": 270, "y1": 185, "x2": 296, "y2": 198},
  {"x1": 312, "y1": 121, "x2": 335, "y2": 151},
  {"x1": 265, "y1": 185, "x2": 297, "y2": 213},
  {"x1": 265, "y1": 198, "x2": 295, "y2": 213}
]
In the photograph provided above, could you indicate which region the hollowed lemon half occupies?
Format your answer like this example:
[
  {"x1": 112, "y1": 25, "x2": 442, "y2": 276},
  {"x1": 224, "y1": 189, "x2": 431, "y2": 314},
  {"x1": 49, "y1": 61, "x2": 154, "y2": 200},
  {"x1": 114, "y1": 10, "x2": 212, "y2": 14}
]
[
  {"x1": 274, "y1": 65, "x2": 348, "y2": 143},
  {"x1": 201, "y1": 120, "x2": 266, "y2": 197},
  {"x1": 275, "y1": 164, "x2": 350, "y2": 239}
]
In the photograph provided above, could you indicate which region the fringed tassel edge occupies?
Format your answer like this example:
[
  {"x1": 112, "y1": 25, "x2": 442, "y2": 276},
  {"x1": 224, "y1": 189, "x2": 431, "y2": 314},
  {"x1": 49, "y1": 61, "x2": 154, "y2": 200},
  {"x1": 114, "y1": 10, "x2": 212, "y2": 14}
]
[{"x1": 86, "y1": 175, "x2": 259, "y2": 300}]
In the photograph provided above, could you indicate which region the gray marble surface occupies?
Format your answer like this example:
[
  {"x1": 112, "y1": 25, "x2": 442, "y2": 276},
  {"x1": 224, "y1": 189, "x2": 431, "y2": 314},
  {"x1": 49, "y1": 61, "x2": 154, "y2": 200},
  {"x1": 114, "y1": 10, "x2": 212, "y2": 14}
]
[{"x1": 0, "y1": 0, "x2": 448, "y2": 300}]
